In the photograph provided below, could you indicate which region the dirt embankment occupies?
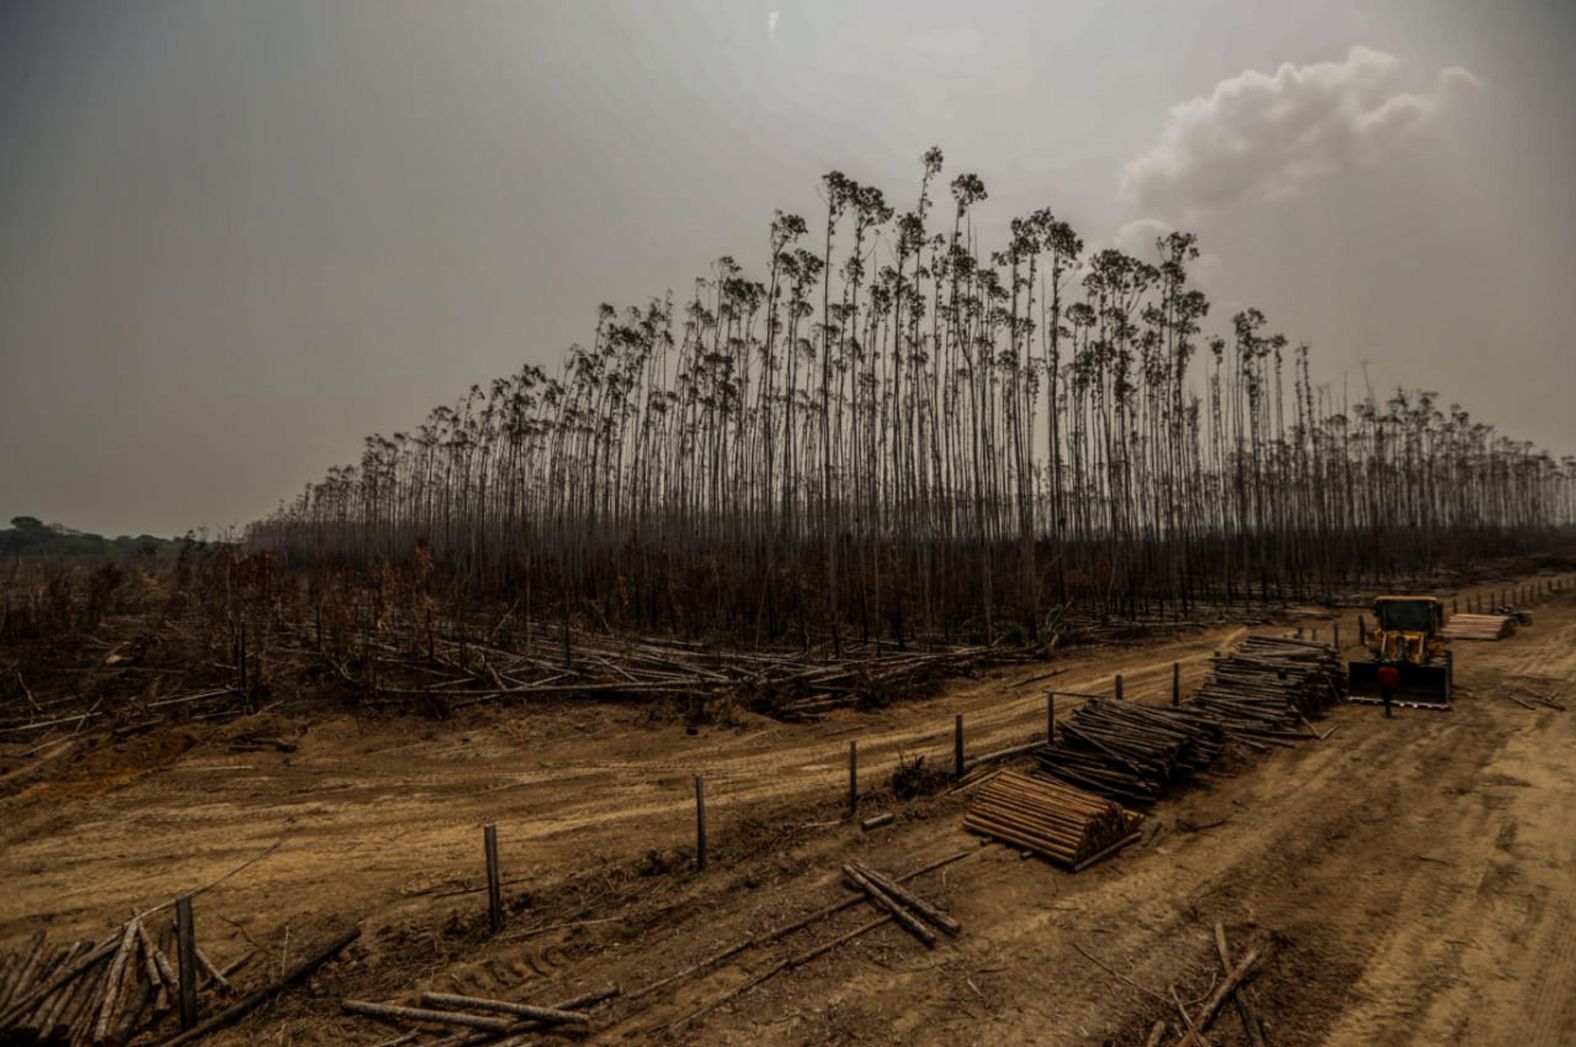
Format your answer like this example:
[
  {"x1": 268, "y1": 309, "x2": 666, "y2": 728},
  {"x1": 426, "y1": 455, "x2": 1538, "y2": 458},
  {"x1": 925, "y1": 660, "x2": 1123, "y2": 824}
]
[{"x1": 2, "y1": 577, "x2": 1573, "y2": 1046}]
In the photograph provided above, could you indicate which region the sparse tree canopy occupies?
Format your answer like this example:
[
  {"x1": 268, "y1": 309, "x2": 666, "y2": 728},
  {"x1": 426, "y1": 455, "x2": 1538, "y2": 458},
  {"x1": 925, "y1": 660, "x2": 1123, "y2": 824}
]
[{"x1": 247, "y1": 152, "x2": 1576, "y2": 644}]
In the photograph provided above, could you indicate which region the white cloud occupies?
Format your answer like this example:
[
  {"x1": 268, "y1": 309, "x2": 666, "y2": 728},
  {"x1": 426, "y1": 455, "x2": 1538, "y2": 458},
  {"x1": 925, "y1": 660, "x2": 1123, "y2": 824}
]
[
  {"x1": 1122, "y1": 46, "x2": 1481, "y2": 216},
  {"x1": 1113, "y1": 216, "x2": 1176, "y2": 257},
  {"x1": 766, "y1": 10, "x2": 779, "y2": 41},
  {"x1": 1112, "y1": 216, "x2": 1225, "y2": 287}
]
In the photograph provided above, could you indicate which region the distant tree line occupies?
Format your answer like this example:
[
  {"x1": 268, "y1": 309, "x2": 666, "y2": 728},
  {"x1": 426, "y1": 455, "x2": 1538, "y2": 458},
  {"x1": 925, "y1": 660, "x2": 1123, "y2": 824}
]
[
  {"x1": 0, "y1": 516, "x2": 182, "y2": 558},
  {"x1": 248, "y1": 149, "x2": 1576, "y2": 645}
]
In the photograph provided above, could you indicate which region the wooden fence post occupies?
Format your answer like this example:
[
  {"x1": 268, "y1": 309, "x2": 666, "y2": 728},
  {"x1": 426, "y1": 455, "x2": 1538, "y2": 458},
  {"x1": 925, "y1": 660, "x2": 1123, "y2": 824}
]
[
  {"x1": 1114, "y1": 674, "x2": 1124, "y2": 701},
  {"x1": 176, "y1": 894, "x2": 198, "y2": 1030},
  {"x1": 1171, "y1": 663, "x2": 1180, "y2": 707},
  {"x1": 694, "y1": 775, "x2": 707, "y2": 870},
  {"x1": 483, "y1": 825, "x2": 502, "y2": 935},
  {"x1": 1046, "y1": 692, "x2": 1056, "y2": 743},
  {"x1": 847, "y1": 740, "x2": 858, "y2": 817},
  {"x1": 953, "y1": 714, "x2": 964, "y2": 779}
]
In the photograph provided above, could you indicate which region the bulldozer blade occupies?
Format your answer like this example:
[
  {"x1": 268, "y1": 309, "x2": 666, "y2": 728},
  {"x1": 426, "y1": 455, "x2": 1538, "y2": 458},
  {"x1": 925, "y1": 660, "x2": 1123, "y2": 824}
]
[{"x1": 1347, "y1": 660, "x2": 1451, "y2": 706}]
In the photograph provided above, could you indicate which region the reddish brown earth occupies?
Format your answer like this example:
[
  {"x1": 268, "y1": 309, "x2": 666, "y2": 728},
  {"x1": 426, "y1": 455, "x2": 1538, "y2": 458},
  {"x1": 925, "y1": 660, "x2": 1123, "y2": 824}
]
[{"x1": 3, "y1": 576, "x2": 1573, "y2": 1046}]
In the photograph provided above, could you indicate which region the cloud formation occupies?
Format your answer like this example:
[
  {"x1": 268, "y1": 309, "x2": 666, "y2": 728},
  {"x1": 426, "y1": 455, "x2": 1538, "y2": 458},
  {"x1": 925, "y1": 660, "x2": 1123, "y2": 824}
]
[
  {"x1": 1110, "y1": 216, "x2": 1226, "y2": 287},
  {"x1": 1122, "y1": 46, "x2": 1481, "y2": 216},
  {"x1": 1112, "y1": 216, "x2": 1177, "y2": 257}
]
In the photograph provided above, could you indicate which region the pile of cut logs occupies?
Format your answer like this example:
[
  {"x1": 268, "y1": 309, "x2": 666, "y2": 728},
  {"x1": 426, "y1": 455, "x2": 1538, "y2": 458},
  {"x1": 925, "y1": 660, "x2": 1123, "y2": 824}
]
[
  {"x1": 314, "y1": 624, "x2": 1042, "y2": 723},
  {"x1": 1033, "y1": 699, "x2": 1223, "y2": 806},
  {"x1": 0, "y1": 615, "x2": 1044, "y2": 752},
  {"x1": 1212, "y1": 635, "x2": 1344, "y2": 708},
  {"x1": 1441, "y1": 613, "x2": 1515, "y2": 641},
  {"x1": 964, "y1": 770, "x2": 1141, "y2": 868},
  {"x1": 1188, "y1": 636, "x2": 1343, "y2": 748},
  {"x1": 1031, "y1": 635, "x2": 1340, "y2": 805},
  {"x1": 0, "y1": 916, "x2": 247, "y2": 1047},
  {"x1": 340, "y1": 985, "x2": 619, "y2": 1045},
  {"x1": 766, "y1": 645, "x2": 1040, "y2": 720}
]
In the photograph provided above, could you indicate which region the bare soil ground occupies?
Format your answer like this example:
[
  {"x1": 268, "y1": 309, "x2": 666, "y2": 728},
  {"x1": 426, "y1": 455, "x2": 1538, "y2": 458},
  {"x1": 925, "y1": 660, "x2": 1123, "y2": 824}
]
[{"x1": 3, "y1": 578, "x2": 1573, "y2": 1046}]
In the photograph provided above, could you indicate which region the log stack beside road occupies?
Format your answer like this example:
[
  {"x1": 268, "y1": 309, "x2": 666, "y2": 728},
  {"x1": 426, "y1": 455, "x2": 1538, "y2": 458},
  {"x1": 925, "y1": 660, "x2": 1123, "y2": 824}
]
[
  {"x1": 965, "y1": 770, "x2": 1141, "y2": 867},
  {"x1": 1029, "y1": 634, "x2": 1342, "y2": 807},
  {"x1": 1441, "y1": 613, "x2": 1515, "y2": 641}
]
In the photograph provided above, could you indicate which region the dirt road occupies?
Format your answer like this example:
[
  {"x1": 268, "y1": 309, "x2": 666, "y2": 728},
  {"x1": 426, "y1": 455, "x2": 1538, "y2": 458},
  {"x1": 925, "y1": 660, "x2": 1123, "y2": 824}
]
[
  {"x1": 3, "y1": 578, "x2": 1573, "y2": 1045},
  {"x1": 0, "y1": 619, "x2": 1247, "y2": 945}
]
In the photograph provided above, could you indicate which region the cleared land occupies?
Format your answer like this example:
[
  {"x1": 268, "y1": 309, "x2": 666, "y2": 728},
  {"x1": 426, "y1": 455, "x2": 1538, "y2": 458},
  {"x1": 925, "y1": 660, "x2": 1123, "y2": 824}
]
[{"x1": 3, "y1": 579, "x2": 1573, "y2": 1046}]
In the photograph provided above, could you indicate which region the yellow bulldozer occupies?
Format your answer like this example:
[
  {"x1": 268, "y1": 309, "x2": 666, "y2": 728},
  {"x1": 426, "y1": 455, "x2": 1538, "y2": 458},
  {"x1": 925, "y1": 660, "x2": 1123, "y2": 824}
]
[{"x1": 1347, "y1": 595, "x2": 1453, "y2": 709}]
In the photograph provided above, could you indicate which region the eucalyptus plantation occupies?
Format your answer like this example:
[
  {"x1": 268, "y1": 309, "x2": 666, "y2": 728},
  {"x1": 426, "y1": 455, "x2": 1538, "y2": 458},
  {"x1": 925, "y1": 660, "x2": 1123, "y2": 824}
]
[{"x1": 250, "y1": 150, "x2": 1576, "y2": 644}]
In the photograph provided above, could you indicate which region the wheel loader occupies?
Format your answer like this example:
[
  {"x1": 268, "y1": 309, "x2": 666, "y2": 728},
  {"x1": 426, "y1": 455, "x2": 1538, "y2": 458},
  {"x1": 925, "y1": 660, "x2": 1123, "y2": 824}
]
[{"x1": 1347, "y1": 595, "x2": 1453, "y2": 709}]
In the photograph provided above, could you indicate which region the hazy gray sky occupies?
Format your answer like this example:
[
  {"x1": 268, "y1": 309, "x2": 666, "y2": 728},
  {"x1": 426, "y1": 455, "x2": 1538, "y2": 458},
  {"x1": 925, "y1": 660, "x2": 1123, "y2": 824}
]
[{"x1": 3, "y1": 0, "x2": 1573, "y2": 537}]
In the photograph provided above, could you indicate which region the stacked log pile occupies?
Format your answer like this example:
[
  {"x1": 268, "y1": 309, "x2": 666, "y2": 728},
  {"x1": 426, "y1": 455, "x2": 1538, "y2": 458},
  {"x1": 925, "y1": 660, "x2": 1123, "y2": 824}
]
[
  {"x1": 0, "y1": 916, "x2": 247, "y2": 1046},
  {"x1": 1029, "y1": 636, "x2": 1340, "y2": 805},
  {"x1": 1032, "y1": 700, "x2": 1222, "y2": 806},
  {"x1": 762, "y1": 645, "x2": 1040, "y2": 720},
  {"x1": 1212, "y1": 636, "x2": 1344, "y2": 710},
  {"x1": 1441, "y1": 613, "x2": 1514, "y2": 640},
  {"x1": 965, "y1": 770, "x2": 1141, "y2": 868},
  {"x1": 1188, "y1": 636, "x2": 1343, "y2": 747}
]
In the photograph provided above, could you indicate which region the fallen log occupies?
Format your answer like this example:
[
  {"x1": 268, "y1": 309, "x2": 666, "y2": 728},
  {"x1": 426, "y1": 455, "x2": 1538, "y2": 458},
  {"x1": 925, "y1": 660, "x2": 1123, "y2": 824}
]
[
  {"x1": 1071, "y1": 831, "x2": 1142, "y2": 872},
  {"x1": 400, "y1": 983, "x2": 620, "y2": 1040},
  {"x1": 1175, "y1": 947, "x2": 1262, "y2": 1047},
  {"x1": 849, "y1": 863, "x2": 960, "y2": 936},
  {"x1": 551, "y1": 984, "x2": 621, "y2": 1010},
  {"x1": 13, "y1": 945, "x2": 68, "y2": 1039},
  {"x1": 0, "y1": 931, "x2": 47, "y2": 1014},
  {"x1": 34, "y1": 940, "x2": 94, "y2": 1038},
  {"x1": 1214, "y1": 923, "x2": 1266, "y2": 1047},
  {"x1": 342, "y1": 1000, "x2": 513, "y2": 1032},
  {"x1": 662, "y1": 912, "x2": 892, "y2": 1033},
  {"x1": 1170, "y1": 985, "x2": 1210, "y2": 1047},
  {"x1": 627, "y1": 849, "x2": 972, "y2": 1002},
  {"x1": 136, "y1": 920, "x2": 173, "y2": 1013},
  {"x1": 841, "y1": 866, "x2": 936, "y2": 948},
  {"x1": 416, "y1": 992, "x2": 590, "y2": 1026},
  {"x1": 47, "y1": 943, "x2": 105, "y2": 1040},
  {"x1": 93, "y1": 918, "x2": 141, "y2": 1044},
  {"x1": 411, "y1": 986, "x2": 618, "y2": 1047},
  {"x1": 157, "y1": 925, "x2": 360, "y2": 1047}
]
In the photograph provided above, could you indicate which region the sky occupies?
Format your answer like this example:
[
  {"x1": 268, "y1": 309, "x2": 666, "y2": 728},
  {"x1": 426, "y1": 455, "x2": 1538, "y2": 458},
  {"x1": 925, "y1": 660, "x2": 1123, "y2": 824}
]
[{"x1": 2, "y1": 0, "x2": 1574, "y2": 537}]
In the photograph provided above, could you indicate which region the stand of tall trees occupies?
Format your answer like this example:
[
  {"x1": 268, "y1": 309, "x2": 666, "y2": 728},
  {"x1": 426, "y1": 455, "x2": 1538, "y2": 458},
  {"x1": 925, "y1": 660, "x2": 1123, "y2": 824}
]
[{"x1": 249, "y1": 150, "x2": 1576, "y2": 644}]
